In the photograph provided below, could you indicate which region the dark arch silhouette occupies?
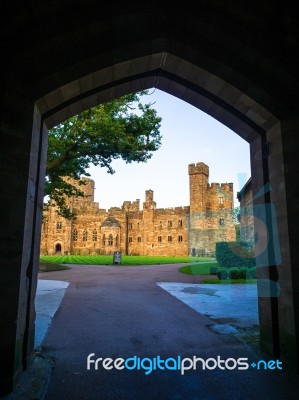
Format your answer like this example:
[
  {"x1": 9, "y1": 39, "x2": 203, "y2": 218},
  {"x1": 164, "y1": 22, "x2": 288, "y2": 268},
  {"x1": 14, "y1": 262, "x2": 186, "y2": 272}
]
[{"x1": 1, "y1": 2, "x2": 299, "y2": 395}]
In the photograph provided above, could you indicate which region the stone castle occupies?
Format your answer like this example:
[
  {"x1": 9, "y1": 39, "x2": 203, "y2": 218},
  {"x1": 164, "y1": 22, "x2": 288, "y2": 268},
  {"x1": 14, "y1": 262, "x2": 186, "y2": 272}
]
[{"x1": 40, "y1": 162, "x2": 236, "y2": 257}]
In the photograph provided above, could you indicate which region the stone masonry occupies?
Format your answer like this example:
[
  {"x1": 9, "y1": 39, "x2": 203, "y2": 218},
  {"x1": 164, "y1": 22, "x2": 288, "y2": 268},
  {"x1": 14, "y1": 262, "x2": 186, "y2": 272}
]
[{"x1": 40, "y1": 162, "x2": 236, "y2": 257}]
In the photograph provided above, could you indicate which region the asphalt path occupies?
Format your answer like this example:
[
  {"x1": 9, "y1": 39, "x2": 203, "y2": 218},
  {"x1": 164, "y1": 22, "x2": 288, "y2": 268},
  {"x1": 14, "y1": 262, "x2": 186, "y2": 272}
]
[{"x1": 39, "y1": 264, "x2": 299, "y2": 400}]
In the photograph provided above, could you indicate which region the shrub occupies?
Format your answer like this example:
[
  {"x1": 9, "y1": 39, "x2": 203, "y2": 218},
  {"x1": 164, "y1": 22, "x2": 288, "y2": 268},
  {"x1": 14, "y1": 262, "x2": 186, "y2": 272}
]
[
  {"x1": 217, "y1": 269, "x2": 229, "y2": 280},
  {"x1": 210, "y1": 266, "x2": 218, "y2": 275},
  {"x1": 249, "y1": 267, "x2": 257, "y2": 279},
  {"x1": 216, "y1": 241, "x2": 256, "y2": 269},
  {"x1": 230, "y1": 268, "x2": 241, "y2": 279},
  {"x1": 240, "y1": 268, "x2": 248, "y2": 279},
  {"x1": 230, "y1": 268, "x2": 248, "y2": 279}
]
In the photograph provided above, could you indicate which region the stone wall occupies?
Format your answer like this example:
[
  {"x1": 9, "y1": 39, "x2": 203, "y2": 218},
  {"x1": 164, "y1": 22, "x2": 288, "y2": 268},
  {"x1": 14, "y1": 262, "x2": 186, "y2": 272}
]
[{"x1": 237, "y1": 178, "x2": 255, "y2": 244}]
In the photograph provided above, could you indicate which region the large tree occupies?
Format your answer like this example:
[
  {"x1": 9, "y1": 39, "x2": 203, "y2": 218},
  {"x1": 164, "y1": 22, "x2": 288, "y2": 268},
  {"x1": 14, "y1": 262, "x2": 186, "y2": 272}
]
[{"x1": 45, "y1": 91, "x2": 162, "y2": 219}]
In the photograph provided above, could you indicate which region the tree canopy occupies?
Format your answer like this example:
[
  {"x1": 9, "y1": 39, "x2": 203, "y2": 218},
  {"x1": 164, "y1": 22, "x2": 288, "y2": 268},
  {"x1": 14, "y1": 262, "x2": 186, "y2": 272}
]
[{"x1": 45, "y1": 91, "x2": 162, "y2": 219}]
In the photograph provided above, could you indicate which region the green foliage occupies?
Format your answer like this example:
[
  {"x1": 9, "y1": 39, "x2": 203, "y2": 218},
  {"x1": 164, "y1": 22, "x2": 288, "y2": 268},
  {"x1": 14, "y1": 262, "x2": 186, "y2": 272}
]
[
  {"x1": 45, "y1": 91, "x2": 162, "y2": 218},
  {"x1": 249, "y1": 267, "x2": 257, "y2": 279},
  {"x1": 216, "y1": 268, "x2": 229, "y2": 279},
  {"x1": 201, "y1": 279, "x2": 257, "y2": 284},
  {"x1": 233, "y1": 206, "x2": 240, "y2": 224},
  {"x1": 210, "y1": 266, "x2": 218, "y2": 275},
  {"x1": 216, "y1": 241, "x2": 256, "y2": 269},
  {"x1": 179, "y1": 262, "x2": 219, "y2": 275},
  {"x1": 235, "y1": 223, "x2": 240, "y2": 241},
  {"x1": 230, "y1": 268, "x2": 248, "y2": 279}
]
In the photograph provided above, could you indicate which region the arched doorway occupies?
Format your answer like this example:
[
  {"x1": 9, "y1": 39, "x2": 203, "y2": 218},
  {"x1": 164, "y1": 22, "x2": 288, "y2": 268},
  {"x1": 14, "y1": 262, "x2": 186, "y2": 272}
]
[
  {"x1": 55, "y1": 243, "x2": 62, "y2": 254},
  {"x1": 1, "y1": 3, "x2": 299, "y2": 395}
]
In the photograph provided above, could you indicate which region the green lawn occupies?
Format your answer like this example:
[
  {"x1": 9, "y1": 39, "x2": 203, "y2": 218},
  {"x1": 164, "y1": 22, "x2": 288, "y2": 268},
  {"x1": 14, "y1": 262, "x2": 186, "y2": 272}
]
[
  {"x1": 40, "y1": 255, "x2": 214, "y2": 266},
  {"x1": 179, "y1": 262, "x2": 219, "y2": 275}
]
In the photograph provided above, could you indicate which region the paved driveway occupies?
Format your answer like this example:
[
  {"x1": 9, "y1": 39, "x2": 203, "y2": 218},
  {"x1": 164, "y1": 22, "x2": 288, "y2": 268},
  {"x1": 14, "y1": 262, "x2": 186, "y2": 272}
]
[{"x1": 36, "y1": 264, "x2": 299, "y2": 400}]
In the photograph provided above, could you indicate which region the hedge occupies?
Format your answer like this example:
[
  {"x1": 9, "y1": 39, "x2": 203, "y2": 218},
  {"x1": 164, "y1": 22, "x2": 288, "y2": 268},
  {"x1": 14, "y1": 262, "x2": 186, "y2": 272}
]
[
  {"x1": 216, "y1": 241, "x2": 256, "y2": 269},
  {"x1": 216, "y1": 268, "x2": 230, "y2": 280},
  {"x1": 216, "y1": 267, "x2": 256, "y2": 280}
]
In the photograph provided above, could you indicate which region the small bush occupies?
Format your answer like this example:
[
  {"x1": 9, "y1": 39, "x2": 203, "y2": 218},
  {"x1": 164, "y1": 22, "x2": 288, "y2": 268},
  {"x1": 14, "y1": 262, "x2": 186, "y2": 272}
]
[
  {"x1": 249, "y1": 267, "x2": 257, "y2": 279},
  {"x1": 216, "y1": 241, "x2": 256, "y2": 269},
  {"x1": 230, "y1": 269, "x2": 241, "y2": 279},
  {"x1": 210, "y1": 266, "x2": 218, "y2": 275},
  {"x1": 217, "y1": 269, "x2": 229, "y2": 279},
  {"x1": 230, "y1": 268, "x2": 248, "y2": 279},
  {"x1": 240, "y1": 268, "x2": 248, "y2": 279}
]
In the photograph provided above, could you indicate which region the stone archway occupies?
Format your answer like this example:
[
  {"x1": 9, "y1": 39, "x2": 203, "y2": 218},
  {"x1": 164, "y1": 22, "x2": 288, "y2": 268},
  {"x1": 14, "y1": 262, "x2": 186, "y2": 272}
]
[
  {"x1": 1, "y1": 3, "x2": 299, "y2": 395},
  {"x1": 55, "y1": 243, "x2": 62, "y2": 254}
]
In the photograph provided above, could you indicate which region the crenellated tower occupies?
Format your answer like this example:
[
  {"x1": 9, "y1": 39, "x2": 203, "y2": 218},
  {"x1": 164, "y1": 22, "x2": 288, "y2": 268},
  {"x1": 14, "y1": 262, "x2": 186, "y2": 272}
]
[
  {"x1": 189, "y1": 162, "x2": 209, "y2": 213},
  {"x1": 188, "y1": 162, "x2": 235, "y2": 257}
]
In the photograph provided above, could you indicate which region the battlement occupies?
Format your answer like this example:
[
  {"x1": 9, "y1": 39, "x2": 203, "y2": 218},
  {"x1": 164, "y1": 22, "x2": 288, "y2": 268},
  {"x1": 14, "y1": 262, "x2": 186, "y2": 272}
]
[
  {"x1": 63, "y1": 176, "x2": 95, "y2": 201},
  {"x1": 221, "y1": 183, "x2": 234, "y2": 192},
  {"x1": 188, "y1": 162, "x2": 209, "y2": 176},
  {"x1": 108, "y1": 207, "x2": 122, "y2": 211},
  {"x1": 210, "y1": 182, "x2": 233, "y2": 193},
  {"x1": 122, "y1": 199, "x2": 140, "y2": 211},
  {"x1": 156, "y1": 206, "x2": 189, "y2": 213}
]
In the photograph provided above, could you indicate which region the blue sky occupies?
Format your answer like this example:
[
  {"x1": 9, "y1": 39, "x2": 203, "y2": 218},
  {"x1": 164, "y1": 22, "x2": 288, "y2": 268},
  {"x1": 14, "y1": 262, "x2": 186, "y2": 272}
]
[{"x1": 87, "y1": 89, "x2": 251, "y2": 210}]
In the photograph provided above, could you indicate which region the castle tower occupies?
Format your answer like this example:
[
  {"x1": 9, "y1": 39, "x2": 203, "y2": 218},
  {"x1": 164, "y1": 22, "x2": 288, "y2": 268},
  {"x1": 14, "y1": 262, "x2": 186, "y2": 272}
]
[
  {"x1": 188, "y1": 162, "x2": 209, "y2": 213},
  {"x1": 79, "y1": 178, "x2": 95, "y2": 201},
  {"x1": 188, "y1": 162, "x2": 235, "y2": 257},
  {"x1": 143, "y1": 189, "x2": 156, "y2": 210},
  {"x1": 142, "y1": 190, "x2": 156, "y2": 255}
]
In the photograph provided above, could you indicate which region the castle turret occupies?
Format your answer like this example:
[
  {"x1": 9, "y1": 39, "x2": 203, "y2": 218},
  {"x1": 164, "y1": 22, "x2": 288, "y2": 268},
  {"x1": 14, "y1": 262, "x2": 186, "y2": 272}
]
[
  {"x1": 188, "y1": 162, "x2": 209, "y2": 213},
  {"x1": 142, "y1": 190, "x2": 156, "y2": 255},
  {"x1": 143, "y1": 189, "x2": 156, "y2": 211}
]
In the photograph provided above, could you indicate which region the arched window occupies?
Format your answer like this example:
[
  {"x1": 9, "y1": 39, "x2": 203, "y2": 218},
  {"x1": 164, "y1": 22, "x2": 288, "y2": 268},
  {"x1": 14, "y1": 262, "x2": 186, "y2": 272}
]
[
  {"x1": 83, "y1": 229, "x2": 88, "y2": 241},
  {"x1": 72, "y1": 228, "x2": 78, "y2": 241},
  {"x1": 102, "y1": 234, "x2": 106, "y2": 246},
  {"x1": 92, "y1": 229, "x2": 97, "y2": 241},
  {"x1": 56, "y1": 221, "x2": 62, "y2": 231},
  {"x1": 115, "y1": 235, "x2": 119, "y2": 246},
  {"x1": 108, "y1": 234, "x2": 113, "y2": 246}
]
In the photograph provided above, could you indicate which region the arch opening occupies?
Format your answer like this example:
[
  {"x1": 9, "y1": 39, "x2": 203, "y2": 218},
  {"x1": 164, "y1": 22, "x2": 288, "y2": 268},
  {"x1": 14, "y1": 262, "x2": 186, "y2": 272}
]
[
  {"x1": 2, "y1": 7, "x2": 299, "y2": 395},
  {"x1": 35, "y1": 54, "x2": 282, "y2": 362}
]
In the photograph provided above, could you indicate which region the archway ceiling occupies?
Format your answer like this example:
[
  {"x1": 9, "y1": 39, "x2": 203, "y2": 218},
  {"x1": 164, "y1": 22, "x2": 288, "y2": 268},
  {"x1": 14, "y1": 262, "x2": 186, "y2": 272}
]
[
  {"x1": 3, "y1": 1, "x2": 298, "y2": 138},
  {"x1": 37, "y1": 53, "x2": 277, "y2": 143}
]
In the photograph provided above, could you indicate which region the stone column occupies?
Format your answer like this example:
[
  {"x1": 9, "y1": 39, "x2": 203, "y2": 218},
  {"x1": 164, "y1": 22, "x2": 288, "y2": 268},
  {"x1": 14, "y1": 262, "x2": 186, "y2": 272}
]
[
  {"x1": 251, "y1": 115, "x2": 299, "y2": 371},
  {"x1": 277, "y1": 115, "x2": 299, "y2": 370},
  {"x1": 0, "y1": 95, "x2": 47, "y2": 396}
]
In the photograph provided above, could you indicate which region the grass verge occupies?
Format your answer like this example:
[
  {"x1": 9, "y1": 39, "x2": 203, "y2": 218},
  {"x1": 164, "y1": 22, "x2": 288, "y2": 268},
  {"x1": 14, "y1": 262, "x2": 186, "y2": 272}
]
[
  {"x1": 39, "y1": 263, "x2": 71, "y2": 272},
  {"x1": 179, "y1": 262, "x2": 219, "y2": 275}
]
